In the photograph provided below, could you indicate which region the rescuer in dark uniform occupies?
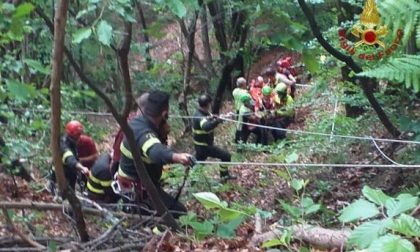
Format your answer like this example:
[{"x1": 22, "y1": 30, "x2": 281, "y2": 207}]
[
  {"x1": 117, "y1": 90, "x2": 192, "y2": 216},
  {"x1": 87, "y1": 153, "x2": 120, "y2": 203},
  {"x1": 193, "y1": 94, "x2": 236, "y2": 181}
]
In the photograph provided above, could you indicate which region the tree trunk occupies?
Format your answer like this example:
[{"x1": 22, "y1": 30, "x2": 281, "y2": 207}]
[
  {"x1": 298, "y1": 0, "x2": 400, "y2": 137},
  {"x1": 198, "y1": 0, "x2": 215, "y2": 75},
  {"x1": 207, "y1": 0, "x2": 228, "y2": 56},
  {"x1": 135, "y1": 0, "x2": 153, "y2": 70},
  {"x1": 207, "y1": 0, "x2": 248, "y2": 113},
  {"x1": 178, "y1": 16, "x2": 198, "y2": 133},
  {"x1": 212, "y1": 55, "x2": 243, "y2": 114},
  {"x1": 49, "y1": 0, "x2": 89, "y2": 242}
]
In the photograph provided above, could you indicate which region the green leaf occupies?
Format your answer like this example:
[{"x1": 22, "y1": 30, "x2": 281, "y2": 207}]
[
  {"x1": 256, "y1": 208, "x2": 273, "y2": 219},
  {"x1": 72, "y1": 28, "x2": 92, "y2": 44},
  {"x1": 385, "y1": 195, "x2": 418, "y2": 218},
  {"x1": 23, "y1": 59, "x2": 49, "y2": 75},
  {"x1": 189, "y1": 220, "x2": 214, "y2": 239},
  {"x1": 362, "y1": 185, "x2": 392, "y2": 206},
  {"x1": 387, "y1": 214, "x2": 420, "y2": 237},
  {"x1": 339, "y1": 199, "x2": 380, "y2": 222},
  {"x1": 348, "y1": 219, "x2": 391, "y2": 249},
  {"x1": 193, "y1": 192, "x2": 224, "y2": 209},
  {"x1": 96, "y1": 20, "x2": 113, "y2": 46},
  {"x1": 216, "y1": 215, "x2": 244, "y2": 238},
  {"x1": 6, "y1": 79, "x2": 36, "y2": 101},
  {"x1": 47, "y1": 240, "x2": 57, "y2": 252},
  {"x1": 218, "y1": 207, "x2": 246, "y2": 222},
  {"x1": 262, "y1": 238, "x2": 285, "y2": 248},
  {"x1": 279, "y1": 200, "x2": 300, "y2": 218},
  {"x1": 302, "y1": 197, "x2": 321, "y2": 215},
  {"x1": 285, "y1": 152, "x2": 298, "y2": 163},
  {"x1": 13, "y1": 3, "x2": 34, "y2": 19},
  {"x1": 262, "y1": 229, "x2": 291, "y2": 248},
  {"x1": 368, "y1": 234, "x2": 415, "y2": 252},
  {"x1": 167, "y1": 0, "x2": 187, "y2": 18},
  {"x1": 302, "y1": 49, "x2": 320, "y2": 74}
]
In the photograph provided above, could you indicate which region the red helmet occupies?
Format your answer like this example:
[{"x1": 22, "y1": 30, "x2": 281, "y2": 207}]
[{"x1": 65, "y1": 120, "x2": 83, "y2": 138}]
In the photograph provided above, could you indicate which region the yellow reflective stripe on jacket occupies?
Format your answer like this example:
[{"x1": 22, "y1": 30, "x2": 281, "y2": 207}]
[
  {"x1": 120, "y1": 142, "x2": 153, "y2": 164},
  {"x1": 192, "y1": 129, "x2": 213, "y2": 135},
  {"x1": 120, "y1": 143, "x2": 133, "y2": 159},
  {"x1": 199, "y1": 118, "x2": 208, "y2": 128},
  {"x1": 193, "y1": 140, "x2": 208, "y2": 146},
  {"x1": 141, "y1": 137, "x2": 160, "y2": 158},
  {"x1": 118, "y1": 166, "x2": 137, "y2": 180},
  {"x1": 89, "y1": 173, "x2": 112, "y2": 187},
  {"x1": 87, "y1": 182, "x2": 105, "y2": 194},
  {"x1": 62, "y1": 150, "x2": 74, "y2": 163}
]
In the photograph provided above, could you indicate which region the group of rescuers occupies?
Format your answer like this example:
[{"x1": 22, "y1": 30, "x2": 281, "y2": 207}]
[{"x1": 49, "y1": 57, "x2": 296, "y2": 217}]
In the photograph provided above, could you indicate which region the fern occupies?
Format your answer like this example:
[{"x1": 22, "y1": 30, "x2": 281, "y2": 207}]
[
  {"x1": 379, "y1": 0, "x2": 420, "y2": 46},
  {"x1": 358, "y1": 55, "x2": 420, "y2": 93}
]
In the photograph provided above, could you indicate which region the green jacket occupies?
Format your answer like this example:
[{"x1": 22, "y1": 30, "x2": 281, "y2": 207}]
[
  {"x1": 275, "y1": 95, "x2": 294, "y2": 117},
  {"x1": 232, "y1": 88, "x2": 248, "y2": 111}
]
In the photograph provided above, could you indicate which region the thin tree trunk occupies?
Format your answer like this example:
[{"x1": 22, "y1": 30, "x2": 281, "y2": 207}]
[
  {"x1": 198, "y1": 0, "x2": 215, "y2": 75},
  {"x1": 50, "y1": 0, "x2": 89, "y2": 242},
  {"x1": 178, "y1": 16, "x2": 198, "y2": 133},
  {"x1": 212, "y1": 55, "x2": 243, "y2": 114},
  {"x1": 209, "y1": 1, "x2": 248, "y2": 113},
  {"x1": 207, "y1": 0, "x2": 228, "y2": 55},
  {"x1": 297, "y1": 0, "x2": 400, "y2": 137},
  {"x1": 135, "y1": 0, "x2": 153, "y2": 70}
]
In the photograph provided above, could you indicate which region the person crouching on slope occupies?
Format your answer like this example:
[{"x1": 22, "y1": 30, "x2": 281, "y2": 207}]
[
  {"x1": 48, "y1": 120, "x2": 90, "y2": 195},
  {"x1": 193, "y1": 94, "x2": 236, "y2": 181},
  {"x1": 117, "y1": 90, "x2": 193, "y2": 217}
]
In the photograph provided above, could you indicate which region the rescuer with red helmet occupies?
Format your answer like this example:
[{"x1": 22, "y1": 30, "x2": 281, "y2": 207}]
[{"x1": 48, "y1": 120, "x2": 90, "y2": 194}]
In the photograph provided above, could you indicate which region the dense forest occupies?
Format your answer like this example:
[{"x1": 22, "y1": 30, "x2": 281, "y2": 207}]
[{"x1": 0, "y1": 0, "x2": 419, "y2": 251}]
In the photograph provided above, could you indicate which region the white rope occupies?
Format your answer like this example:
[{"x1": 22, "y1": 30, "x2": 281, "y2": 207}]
[
  {"x1": 8, "y1": 107, "x2": 420, "y2": 145},
  {"x1": 218, "y1": 117, "x2": 420, "y2": 145},
  {"x1": 370, "y1": 137, "x2": 403, "y2": 166},
  {"x1": 295, "y1": 83, "x2": 312, "y2": 88},
  {"x1": 330, "y1": 97, "x2": 339, "y2": 142},
  {"x1": 194, "y1": 160, "x2": 420, "y2": 169}
]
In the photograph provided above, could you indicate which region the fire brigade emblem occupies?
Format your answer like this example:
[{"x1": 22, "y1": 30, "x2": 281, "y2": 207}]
[{"x1": 351, "y1": 0, "x2": 388, "y2": 48}]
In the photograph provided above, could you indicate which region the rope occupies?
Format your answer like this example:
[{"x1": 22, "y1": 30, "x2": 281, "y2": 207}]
[
  {"x1": 194, "y1": 160, "x2": 420, "y2": 169},
  {"x1": 370, "y1": 137, "x2": 403, "y2": 166},
  {"x1": 7, "y1": 106, "x2": 420, "y2": 145},
  {"x1": 218, "y1": 117, "x2": 420, "y2": 145}
]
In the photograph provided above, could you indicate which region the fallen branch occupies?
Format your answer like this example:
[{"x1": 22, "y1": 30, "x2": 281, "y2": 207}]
[
  {"x1": 77, "y1": 195, "x2": 119, "y2": 224},
  {"x1": 0, "y1": 248, "x2": 43, "y2": 252},
  {"x1": 251, "y1": 224, "x2": 351, "y2": 250},
  {"x1": 0, "y1": 236, "x2": 71, "y2": 247},
  {"x1": 81, "y1": 218, "x2": 126, "y2": 252},
  {"x1": 1, "y1": 207, "x2": 45, "y2": 249},
  {"x1": 99, "y1": 242, "x2": 145, "y2": 252},
  {"x1": 0, "y1": 201, "x2": 153, "y2": 221}
]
